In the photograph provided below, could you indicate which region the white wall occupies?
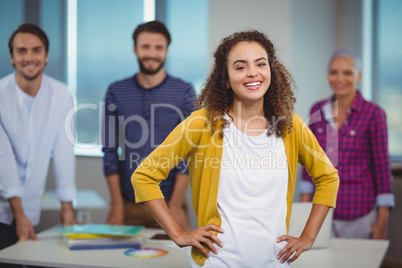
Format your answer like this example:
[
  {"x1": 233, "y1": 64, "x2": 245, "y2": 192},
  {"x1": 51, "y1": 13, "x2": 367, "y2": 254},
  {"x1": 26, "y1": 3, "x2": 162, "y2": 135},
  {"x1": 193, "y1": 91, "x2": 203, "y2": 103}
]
[
  {"x1": 290, "y1": 0, "x2": 338, "y2": 119},
  {"x1": 208, "y1": 0, "x2": 292, "y2": 71}
]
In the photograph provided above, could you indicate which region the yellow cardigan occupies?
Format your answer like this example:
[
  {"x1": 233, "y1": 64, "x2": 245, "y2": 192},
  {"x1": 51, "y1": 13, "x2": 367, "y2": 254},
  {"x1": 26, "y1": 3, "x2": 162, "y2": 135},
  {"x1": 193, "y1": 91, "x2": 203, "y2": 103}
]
[{"x1": 132, "y1": 108, "x2": 339, "y2": 266}]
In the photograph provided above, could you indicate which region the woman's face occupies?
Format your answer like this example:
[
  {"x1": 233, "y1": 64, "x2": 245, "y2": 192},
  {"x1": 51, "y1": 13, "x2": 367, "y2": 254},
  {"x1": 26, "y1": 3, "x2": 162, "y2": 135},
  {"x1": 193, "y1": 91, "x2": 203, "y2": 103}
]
[
  {"x1": 328, "y1": 57, "x2": 361, "y2": 98},
  {"x1": 227, "y1": 41, "x2": 271, "y2": 105}
]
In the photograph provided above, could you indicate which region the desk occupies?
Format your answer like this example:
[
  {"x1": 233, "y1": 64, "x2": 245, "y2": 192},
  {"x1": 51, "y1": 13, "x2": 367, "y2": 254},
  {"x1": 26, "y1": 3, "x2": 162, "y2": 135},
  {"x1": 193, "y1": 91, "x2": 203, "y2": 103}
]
[
  {"x1": 0, "y1": 227, "x2": 189, "y2": 268},
  {"x1": 295, "y1": 238, "x2": 389, "y2": 268},
  {"x1": 41, "y1": 189, "x2": 107, "y2": 223},
  {"x1": 0, "y1": 227, "x2": 389, "y2": 268}
]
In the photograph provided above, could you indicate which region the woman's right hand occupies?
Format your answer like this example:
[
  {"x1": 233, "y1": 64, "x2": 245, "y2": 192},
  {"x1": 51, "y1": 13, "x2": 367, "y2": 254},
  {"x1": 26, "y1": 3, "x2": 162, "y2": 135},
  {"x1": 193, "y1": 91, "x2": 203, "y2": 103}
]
[
  {"x1": 143, "y1": 199, "x2": 224, "y2": 257},
  {"x1": 174, "y1": 224, "x2": 224, "y2": 257}
]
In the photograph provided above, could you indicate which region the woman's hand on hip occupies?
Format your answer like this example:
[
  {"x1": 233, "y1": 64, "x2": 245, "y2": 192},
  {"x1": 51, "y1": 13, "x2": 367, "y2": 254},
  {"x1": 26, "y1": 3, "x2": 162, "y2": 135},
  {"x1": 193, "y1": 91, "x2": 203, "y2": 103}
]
[{"x1": 174, "y1": 224, "x2": 224, "y2": 258}]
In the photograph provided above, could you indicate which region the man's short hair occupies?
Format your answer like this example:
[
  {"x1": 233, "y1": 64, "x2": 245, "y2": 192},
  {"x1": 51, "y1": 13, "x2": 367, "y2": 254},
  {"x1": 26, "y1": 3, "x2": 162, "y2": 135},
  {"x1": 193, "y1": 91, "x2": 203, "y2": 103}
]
[
  {"x1": 132, "y1": 20, "x2": 171, "y2": 46},
  {"x1": 8, "y1": 23, "x2": 49, "y2": 55}
]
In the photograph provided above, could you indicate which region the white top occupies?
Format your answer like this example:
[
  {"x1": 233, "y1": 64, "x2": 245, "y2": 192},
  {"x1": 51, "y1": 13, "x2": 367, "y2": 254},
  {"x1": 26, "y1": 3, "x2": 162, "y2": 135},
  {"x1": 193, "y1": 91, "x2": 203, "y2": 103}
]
[
  {"x1": 193, "y1": 116, "x2": 289, "y2": 267},
  {"x1": 0, "y1": 73, "x2": 76, "y2": 226}
]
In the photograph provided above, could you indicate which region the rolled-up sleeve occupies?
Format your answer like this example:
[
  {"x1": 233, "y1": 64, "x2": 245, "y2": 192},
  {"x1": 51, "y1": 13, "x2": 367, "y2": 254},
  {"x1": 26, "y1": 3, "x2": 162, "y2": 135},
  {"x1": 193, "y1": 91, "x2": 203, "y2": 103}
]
[
  {"x1": 370, "y1": 108, "x2": 395, "y2": 208},
  {"x1": 0, "y1": 116, "x2": 22, "y2": 199}
]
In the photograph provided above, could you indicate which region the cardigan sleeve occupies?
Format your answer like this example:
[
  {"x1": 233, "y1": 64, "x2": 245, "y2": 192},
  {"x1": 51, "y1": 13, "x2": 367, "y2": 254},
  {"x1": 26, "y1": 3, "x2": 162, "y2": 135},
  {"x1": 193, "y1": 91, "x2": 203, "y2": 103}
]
[
  {"x1": 300, "y1": 105, "x2": 319, "y2": 193},
  {"x1": 296, "y1": 115, "x2": 339, "y2": 207},
  {"x1": 131, "y1": 110, "x2": 206, "y2": 203}
]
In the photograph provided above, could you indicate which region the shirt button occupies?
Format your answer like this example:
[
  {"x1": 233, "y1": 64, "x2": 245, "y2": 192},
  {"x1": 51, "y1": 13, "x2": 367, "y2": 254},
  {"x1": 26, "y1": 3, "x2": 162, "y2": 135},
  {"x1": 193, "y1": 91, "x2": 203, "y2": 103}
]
[
  {"x1": 328, "y1": 148, "x2": 333, "y2": 153},
  {"x1": 344, "y1": 120, "x2": 348, "y2": 125},
  {"x1": 350, "y1": 130, "x2": 355, "y2": 136},
  {"x1": 317, "y1": 128, "x2": 323, "y2": 133},
  {"x1": 108, "y1": 104, "x2": 116, "y2": 112}
]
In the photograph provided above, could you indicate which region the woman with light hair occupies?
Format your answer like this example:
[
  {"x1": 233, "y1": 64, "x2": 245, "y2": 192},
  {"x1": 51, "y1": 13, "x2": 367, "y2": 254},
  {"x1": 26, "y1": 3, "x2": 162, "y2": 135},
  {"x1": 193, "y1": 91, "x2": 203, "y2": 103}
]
[{"x1": 301, "y1": 48, "x2": 395, "y2": 239}]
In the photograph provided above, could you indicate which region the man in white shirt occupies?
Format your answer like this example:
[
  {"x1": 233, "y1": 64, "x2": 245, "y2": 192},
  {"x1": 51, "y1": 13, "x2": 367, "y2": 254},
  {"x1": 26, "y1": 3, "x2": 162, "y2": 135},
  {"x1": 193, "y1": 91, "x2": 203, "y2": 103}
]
[{"x1": 0, "y1": 23, "x2": 76, "y2": 251}]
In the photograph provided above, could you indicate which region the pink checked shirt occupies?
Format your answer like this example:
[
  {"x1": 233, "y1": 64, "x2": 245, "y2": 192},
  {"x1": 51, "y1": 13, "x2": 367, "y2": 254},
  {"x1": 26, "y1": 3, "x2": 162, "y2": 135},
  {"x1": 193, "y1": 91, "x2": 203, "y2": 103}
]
[{"x1": 301, "y1": 91, "x2": 395, "y2": 220}]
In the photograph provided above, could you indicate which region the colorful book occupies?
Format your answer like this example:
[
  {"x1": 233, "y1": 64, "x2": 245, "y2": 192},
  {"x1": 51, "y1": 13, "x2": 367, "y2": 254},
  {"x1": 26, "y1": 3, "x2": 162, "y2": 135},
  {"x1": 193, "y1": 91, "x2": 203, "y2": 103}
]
[
  {"x1": 55, "y1": 224, "x2": 145, "y2": 250},
  {"x1": 63, "y1": 233, "x2": 143, "y2": 250}
]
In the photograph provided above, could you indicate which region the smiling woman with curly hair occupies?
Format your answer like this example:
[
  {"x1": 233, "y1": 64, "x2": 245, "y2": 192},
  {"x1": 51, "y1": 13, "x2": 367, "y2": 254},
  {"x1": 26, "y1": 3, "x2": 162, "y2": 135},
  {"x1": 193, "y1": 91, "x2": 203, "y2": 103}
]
[
  {"x1": 132, "y1": 30, "x2": 339, "y2": 268},
  {"x1": 196, "y1": 30, "x2": 295, "y2": 138}
]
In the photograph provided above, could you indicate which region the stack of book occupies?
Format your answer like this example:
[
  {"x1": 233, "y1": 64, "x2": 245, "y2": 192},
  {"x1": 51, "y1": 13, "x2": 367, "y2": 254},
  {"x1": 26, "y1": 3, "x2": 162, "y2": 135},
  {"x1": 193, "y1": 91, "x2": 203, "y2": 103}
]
[{"x1": 56, "y1": 224, "x2": 144, "y2": 250}]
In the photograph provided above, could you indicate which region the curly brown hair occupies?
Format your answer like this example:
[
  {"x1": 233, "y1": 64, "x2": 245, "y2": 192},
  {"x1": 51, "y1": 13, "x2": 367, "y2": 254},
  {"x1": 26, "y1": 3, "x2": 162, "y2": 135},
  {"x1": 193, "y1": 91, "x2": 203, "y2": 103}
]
[{"x1": 196, "y1": 30, "x2": 295, "y2": 137}]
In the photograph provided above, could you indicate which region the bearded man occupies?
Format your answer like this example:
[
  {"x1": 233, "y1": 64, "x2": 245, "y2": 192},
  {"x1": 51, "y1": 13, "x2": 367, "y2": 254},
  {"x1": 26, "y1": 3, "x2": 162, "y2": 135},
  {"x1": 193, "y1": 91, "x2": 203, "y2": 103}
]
[{"x1": 102, "y1": 21, "x2": 195, "y2": 231}]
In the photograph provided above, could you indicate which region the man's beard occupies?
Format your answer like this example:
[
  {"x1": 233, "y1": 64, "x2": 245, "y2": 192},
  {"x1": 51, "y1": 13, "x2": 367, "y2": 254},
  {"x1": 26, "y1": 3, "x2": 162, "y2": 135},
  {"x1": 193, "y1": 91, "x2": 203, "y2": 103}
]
[
  {"x1": 138, "y1": 57, "x2": 165, "y2": 75},
  {"x1": 22, "y1": 70, "x2": 42, "y2": 81},
  {"x1": 13, "y1": 62, "x2": 46, "y2": 81}
]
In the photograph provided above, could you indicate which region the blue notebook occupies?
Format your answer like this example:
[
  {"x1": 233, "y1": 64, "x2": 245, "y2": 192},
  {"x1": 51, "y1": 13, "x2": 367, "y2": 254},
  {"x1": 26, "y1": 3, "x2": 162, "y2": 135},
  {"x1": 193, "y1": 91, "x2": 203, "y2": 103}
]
[{"x1": 55, "y1": 224, "x2": 144, "y2": 236}]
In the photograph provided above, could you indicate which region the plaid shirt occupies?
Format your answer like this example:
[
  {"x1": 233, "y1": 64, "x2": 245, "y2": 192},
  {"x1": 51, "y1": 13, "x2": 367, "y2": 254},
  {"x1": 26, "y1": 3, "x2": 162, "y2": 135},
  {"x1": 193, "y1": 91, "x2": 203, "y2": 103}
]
[{"x1": 301, "y1": 91, "x2": 394, "y2": 220}]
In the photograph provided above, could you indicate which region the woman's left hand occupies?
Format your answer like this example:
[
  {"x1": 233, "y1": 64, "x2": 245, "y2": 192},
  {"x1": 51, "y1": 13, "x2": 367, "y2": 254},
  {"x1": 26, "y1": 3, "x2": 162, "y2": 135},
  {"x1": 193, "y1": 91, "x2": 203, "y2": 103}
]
[{"x1": 275, "y1": 235, "x2": 313, "y2": 264}]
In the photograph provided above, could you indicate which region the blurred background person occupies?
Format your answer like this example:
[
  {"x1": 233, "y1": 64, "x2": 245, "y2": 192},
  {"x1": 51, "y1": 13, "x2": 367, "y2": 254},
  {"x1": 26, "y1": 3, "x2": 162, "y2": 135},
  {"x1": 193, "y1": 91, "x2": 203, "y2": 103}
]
[
  {"x1": 102, "y1": 21, "x2": 195, "y2": 231},
  {"x1": 301, "y1": 48, "x2": 395, "y2": 239},
  {"x1": 0, "y1": 23, "x2": 76, "y2": 251}
]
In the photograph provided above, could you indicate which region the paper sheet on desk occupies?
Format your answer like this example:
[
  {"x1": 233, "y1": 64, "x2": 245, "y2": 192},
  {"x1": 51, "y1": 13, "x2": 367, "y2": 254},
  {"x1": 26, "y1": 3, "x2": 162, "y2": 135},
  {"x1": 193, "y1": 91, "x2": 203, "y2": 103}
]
[{"x1": 55, "y1": 224, "x2": 144, "y2": 236}]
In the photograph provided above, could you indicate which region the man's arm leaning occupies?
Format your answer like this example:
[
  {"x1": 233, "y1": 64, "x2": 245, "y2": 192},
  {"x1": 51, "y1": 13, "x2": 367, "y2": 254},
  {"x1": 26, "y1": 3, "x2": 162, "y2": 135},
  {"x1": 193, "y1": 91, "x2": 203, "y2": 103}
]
[
  {"x1": 8, "y1": 197, "x2": 39, "y2": 242},
  {"x1": 52, "y1": 93, "x2": 77, "y2": 226},
  {"x1": 105, "y1": 174, "x2": 125, "y2": 225}
]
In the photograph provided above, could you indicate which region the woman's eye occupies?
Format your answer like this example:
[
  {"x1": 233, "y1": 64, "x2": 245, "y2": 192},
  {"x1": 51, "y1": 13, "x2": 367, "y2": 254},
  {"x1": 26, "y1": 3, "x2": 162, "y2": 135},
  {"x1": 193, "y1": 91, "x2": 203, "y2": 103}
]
[
  {"x1": 258, "y1": 63, "x2": 266, "y2": 67},
  {"x1": 236, "y1": 66, "x2": 245, "y2": 70}
]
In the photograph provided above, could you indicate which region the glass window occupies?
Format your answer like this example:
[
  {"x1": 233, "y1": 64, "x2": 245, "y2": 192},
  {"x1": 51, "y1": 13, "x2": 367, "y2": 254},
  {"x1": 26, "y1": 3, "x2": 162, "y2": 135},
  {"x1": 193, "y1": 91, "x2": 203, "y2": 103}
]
[
  {"x1": 0, "y1": 0, "x2": 66, "y2": 81},
  {"x1": 41, "y1": 0, "x2": 67, "y2": 82},
  {"x1": 164, "y1": 0, "x2": 208, "y2": 95},
  {"x1": 75, "y1": 0, "x2": 143, "y2": 145},
  {"x1": 0, "y1": 0, "x2": 24, "y2": 77},
  {"x1": 375, "y1": 0, "x2": 402, "y2": 156},
  {"x1": 0, "y1": 0, "x2": 209, "y2": 156}
]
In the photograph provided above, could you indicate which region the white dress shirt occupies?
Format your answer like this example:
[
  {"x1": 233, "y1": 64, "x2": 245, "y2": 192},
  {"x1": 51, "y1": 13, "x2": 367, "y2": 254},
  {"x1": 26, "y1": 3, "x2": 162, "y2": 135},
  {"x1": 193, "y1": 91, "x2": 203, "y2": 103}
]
[{"x1": 0, "y1": 73, "x2": 76, "y2": 226}]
